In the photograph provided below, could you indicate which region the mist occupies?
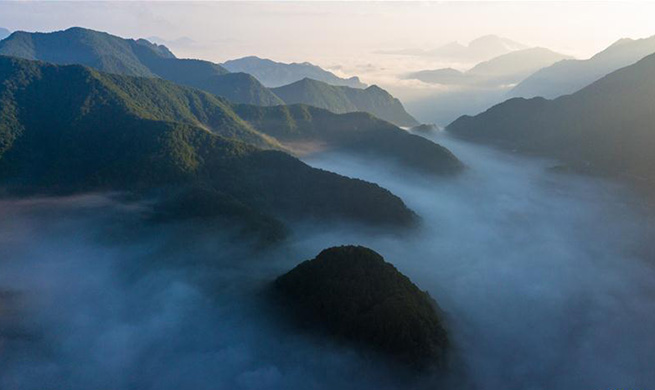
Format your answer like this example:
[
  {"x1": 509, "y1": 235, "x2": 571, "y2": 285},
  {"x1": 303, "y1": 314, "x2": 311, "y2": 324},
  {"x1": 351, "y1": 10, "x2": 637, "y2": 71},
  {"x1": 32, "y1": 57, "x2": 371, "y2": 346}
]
[
  {"x1": 0, "y1": 197, "x2": 438, "y2": 390},
  {"x1": 2, "y1": 134, "x2": 655, "y2": 389},
  {"x1": 304, "y1": 132, "x2": 655, "y2": 389}
]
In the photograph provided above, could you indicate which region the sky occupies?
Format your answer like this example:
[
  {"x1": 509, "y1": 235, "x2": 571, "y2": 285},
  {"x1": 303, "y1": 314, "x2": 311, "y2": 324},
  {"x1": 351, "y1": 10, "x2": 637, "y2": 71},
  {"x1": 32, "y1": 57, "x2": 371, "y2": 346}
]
[{"x1": 1, "y1": 1, "x2": 655, "y2": 97}]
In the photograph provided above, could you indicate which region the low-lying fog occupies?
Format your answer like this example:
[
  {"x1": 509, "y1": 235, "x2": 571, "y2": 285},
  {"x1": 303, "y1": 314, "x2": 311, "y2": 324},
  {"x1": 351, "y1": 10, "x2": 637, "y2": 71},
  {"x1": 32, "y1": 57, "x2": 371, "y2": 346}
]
[{"x1": 2, "y1": 133, "x2": 655, "y2": 389}]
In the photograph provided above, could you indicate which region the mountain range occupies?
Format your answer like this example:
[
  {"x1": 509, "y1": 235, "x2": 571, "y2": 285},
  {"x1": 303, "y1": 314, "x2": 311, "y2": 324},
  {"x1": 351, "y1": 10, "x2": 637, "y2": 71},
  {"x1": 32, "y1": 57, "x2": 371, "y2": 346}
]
[
  {"x1": 0, "y1": 27, "x2": 417, "y2": 127},
  {"x1": 403, "y1": 47, "x2": 570, "y2": 127},
  {"x1": 406, "y1": 47, "x2": 570, "y2": 87},
  {"x1": 272, "y1": 78, "x2": 419, "y2": 127},
  {"x1": 448, "y1": 51, "x2": 655, "y2": 193},
  {"x1": 0, "y1": 55, "x2": 434, "y2": 242},
  {"x1": 0, "y1": 28, "x2": 9, "y2": 40},
  {"x1": 222, "y1": 56, "x2": 366, "y2": 88},
  {"x1": 235, "y1": 103, "x2": 460, "y2": 175},
  {"x1": 509, "y1": 35, "x2": 655, "y2": 99},
  {"x1": 0, "y1": 27, "x2": 284, "y2": 106}
]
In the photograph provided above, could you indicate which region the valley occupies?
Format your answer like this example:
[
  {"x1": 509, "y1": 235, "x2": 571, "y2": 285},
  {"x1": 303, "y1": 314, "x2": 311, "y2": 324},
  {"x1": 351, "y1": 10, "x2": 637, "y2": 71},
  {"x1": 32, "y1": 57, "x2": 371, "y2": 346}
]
[{"x1": 1, "y1": 2, "x2": 655, "y2": 389}]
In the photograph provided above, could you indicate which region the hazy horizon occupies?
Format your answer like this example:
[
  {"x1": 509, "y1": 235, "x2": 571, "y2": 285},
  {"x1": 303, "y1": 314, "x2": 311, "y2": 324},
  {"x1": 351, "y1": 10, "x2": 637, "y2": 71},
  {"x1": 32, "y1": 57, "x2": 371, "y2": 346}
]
[{"x1": 2, "y1": 1, "x2": 655, "y2": 100}]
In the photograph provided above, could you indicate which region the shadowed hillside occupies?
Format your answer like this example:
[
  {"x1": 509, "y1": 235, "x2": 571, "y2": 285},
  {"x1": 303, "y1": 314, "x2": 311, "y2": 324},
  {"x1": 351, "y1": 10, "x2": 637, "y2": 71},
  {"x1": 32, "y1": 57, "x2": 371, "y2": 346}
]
[
  {"x1": 449, "y1": 52, "x2": 655, "y2": 193},
  {"x1": 0, "y1": 56, "x2": 420, "y2": 242},
  {"x1": 274, "y1": 246, "x2": 448, "y2": 369},
  {"x1": 234, "y1": 104, "x2": 463, "y2": 176}
]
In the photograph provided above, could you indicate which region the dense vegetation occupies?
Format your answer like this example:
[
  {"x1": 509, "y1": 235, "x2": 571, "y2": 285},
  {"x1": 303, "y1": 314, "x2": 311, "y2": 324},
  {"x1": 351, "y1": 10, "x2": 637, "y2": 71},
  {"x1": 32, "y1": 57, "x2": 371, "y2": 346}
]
[
  {"x1": 0, "y1": 27, "x2": 282, "y2": 106},
  {"x1": 274, "y1": 245, "x2": 449, "y2": 369},
  {"x1": 0, "y1": 27, "x2": 420, "y2": 126},
  {"x1": 234, "y1": 104, "x2": 464, "y2": 175},
  {"x1": 0, "y1": 56, "x2": 420, "y2": 242},
  {"x1": 222, "y1": 56, "x2": 366, "y2": 88},
  {"x1": 448, "y1": 52, "x2": 655, "y2": 193},
  {"x1": 272, "y1": 78, "x2": 419, "y2": 127},
  {"x1": 0, "y1": 48, "x2": 461, "y2": 176}
]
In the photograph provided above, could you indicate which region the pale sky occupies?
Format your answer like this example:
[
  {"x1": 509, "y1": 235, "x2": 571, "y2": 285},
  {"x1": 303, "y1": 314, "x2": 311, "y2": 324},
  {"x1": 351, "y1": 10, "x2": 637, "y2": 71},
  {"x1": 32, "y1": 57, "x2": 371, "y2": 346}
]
[{"x1": 2, "y1": 1, "x2": 655, "y2": 97}]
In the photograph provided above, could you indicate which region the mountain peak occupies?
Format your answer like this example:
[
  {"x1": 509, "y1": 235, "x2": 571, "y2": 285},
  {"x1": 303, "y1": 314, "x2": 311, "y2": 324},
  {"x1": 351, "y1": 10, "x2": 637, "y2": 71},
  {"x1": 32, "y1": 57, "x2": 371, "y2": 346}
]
[
  {"x1": 134, "y1": 38, "x2": 176, "y2": 58},
  {"x1": 607, "y1": 37, "x2": 635, "y2": 49},
  {"x1": 511, "y1": 34, "x2": 655, "y2": 99},
  {"x1": 272, "y1": 79, "x2": 419, "y2": 127},
  {"x1": 0, "y1": 27, "x2": 285, "y2": 106},
  {"x1": 594, "y1": 34, "x2": 655, "y2": 59},
  {"x1": 364, "y1": 84, "x2": 387, "y2": 94},
  {"x1": 222, "y1": 55, "x2": 367, "y2": 88},
  {"x1": 274, "y1": 245, "x2": 448, "y2": 369}
]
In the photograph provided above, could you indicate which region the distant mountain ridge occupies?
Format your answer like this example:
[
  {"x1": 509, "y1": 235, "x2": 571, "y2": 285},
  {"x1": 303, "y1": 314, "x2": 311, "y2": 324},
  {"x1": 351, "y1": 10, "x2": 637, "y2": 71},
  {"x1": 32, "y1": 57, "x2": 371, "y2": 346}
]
[
  {"x1": 509, "y1": 35, "x2": 655, "y2": 99},
  {"x1": 222, "y1": 56, "x2": 366, "y2": 88},
  {"x1": 272, "y1": 78, "x2": 419, "y2": 127},
  {"x1": 407, "y1": 47, "x2": 570, "y2": 87},
  {"x1": 0, "y1": 27, "x2": 417, "y2": 127},
  {"x1": 465, "y1": 48, "x2": 571, "y2": 85},
  {"x1": 0, "y1": 28, "x2": 10, "y2": 41},
  {"x1": 448, "y1": 52, "x2": 655, "y2": 193},
  {"x1": 402, "y1": 47, "x2": 571, "y2": 127},
  {"x1": 0, "y1": 27, "x2": 283, "y2": 106}
]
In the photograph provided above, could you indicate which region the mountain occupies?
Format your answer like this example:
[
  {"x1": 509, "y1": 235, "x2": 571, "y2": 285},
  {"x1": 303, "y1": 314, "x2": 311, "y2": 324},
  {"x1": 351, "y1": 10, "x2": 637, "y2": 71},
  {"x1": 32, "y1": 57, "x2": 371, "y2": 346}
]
[
  {"x1": 274, "y1": 246, "x2": 448, "y2": 369},
  {"x1": 0, "y1": 27, "x2": 174, "y2": 77},
  {"x1": 222, "y1": 56, "x2": 366, "y2": 88},
  {"x1": 380, "y1": 35, "x2": 527, "y2": 64},
  {"x1": 403, "y1": 48, "x2": 570, "y2": 127},
  {"x1": 0, "y1": 49, "x2": 457, "y2": 175},
  {"x1": 0, "y1": 48, "x2": 460, "y2": 178},
  {"x1": 0, "y1": 28, "x2": 10, "y2": 41},
  {"x1": 466, "y1": 48, "x2": 571, "y2": 85},
  {"x1": 0, "y1": 56, "x2": 420, "y2": 241},
  {"x1": 406, "y1": 48, "x2": 571, "y2": 87},
  {"x1": 272, "y1": 78, "x2": 419, "y2": 127},
  {"x1": 0, "y1": 27, "x2": 283, "y2": 106},
  {"x1": 0, "y1": 28, "x2": 422, "y2": 127},
  {"x1": 448, "y1": 52, "x2": 655, "y2": 192},
  {"x1": 509, "y1": 35, "x2": 655, "y2": 99},
  {"x1": 233, "y1": 104, "x2": 463, "y2": 175}
]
